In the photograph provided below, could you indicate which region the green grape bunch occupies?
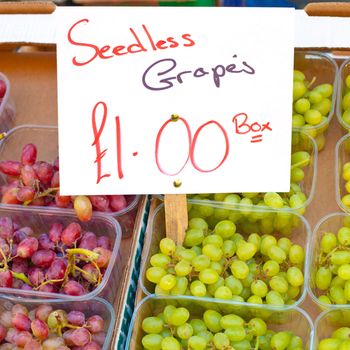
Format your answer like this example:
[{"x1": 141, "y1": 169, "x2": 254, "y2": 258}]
[
  {"x1": 141, "y1": 305, "x2": 305, "y2": 350},
  {"x1": 146, "y1": 217, "x2": 305, "y2": 307}
]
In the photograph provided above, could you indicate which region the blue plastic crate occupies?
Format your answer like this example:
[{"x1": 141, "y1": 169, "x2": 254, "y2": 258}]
[{"x1": 223, "y1": 0, "x2": 332, "y2": 8}]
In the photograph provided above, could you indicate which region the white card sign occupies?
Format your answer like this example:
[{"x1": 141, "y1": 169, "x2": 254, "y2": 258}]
[{"x1": 57, "y1": 7, "x2": 294, "y2": 195}]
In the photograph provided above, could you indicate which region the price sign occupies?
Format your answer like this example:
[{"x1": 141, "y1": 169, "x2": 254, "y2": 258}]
[{"x1": 56, "y1": 7, "x2": 295, "y2": 195}]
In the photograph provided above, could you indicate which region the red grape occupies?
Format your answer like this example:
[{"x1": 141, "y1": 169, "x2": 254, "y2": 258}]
[
  {"x1": 83, "y1": 342, "x2": 101, "y2": 350},
  {"x1": 21, "y1": 144, "x2": 37, "y2": 166},
  {"x1": 35, "y1": 305, "x2": 53, "y2": 322},
  {"x1": 21, "y1": 165, "x2": 37, "y2": 187},
  {"x1": 15, "y1": 330, "x2": 32, "y2": 347},
  {"x1": 28, "y1": 267, "x2": 45, "y2": 286},
  {"x1": 49, "y1": 223, "x2": 63, "y2": 243},
  {"x1": 12, "y1": 313, "x2": 31, "y2": 332},
  {"x1": 0, "y1": 270, "x2": 12, "y2": 288},
  {"x1": 86, "y1": 315, "x2": 103, "y2": 334},
  {"x1": 79, "y1": 232, "x2": 97, "y2": 250},
  {"x1": 0, "y1": 80, "x2": 6, "y2": 98},
  {"x1": 23, "y1": 339, "x2": 42, "y2": 350},
  {"x1": 19, "y1": 227, "x2": 34, "y2": 236},
  {"x1": 55, "y1": 191, "x2": 71, "y2": 208},
  {"x1": 29, "y1": 197, "x2": 46, "y2": 206},
  {"x1": 38, "y1": 233, "x2": 55, "y2": 251},
  {"x1": 109, "y1": 195, "x2": 127, "y2": 212},
  {"x1": 12, "y1": 305, "x2": 28, "y2": 316},
  {"x1": 51, "y1": 171, "x2": 60, "y2": 188},
  {"x1": 61, "y1": 223, "x2": 82, "y2": 247},
  {"x1": 38, "y1": 283, "x2": 57, "y2": 293},
  {"x1": 63, "y1": 329, "x2": 75, "y2": 346},
  {"x1": 12, "y1": 258, "x2": 28, "y2": 274},
  {"x1": 21, "y1": 284, "x2": 33, "y2": 291},
  {"x1": 97, "y1": 236, "x2": 110, "y2": 250},
  {"x1": 13, "y1": 230, "x2": 27, "y2": 243},
  {"x1": 11, "y1": 279, "x2": 23, "y2": 289},
  {"x1": 67, "y1": 311, "x2": 85, "y2": 326},
  {"x1": 0, "y1": 311, "x2": 12, "y2": 328},
  {"x1": 16, "y1": 186, "x2": 35, "y2": 202},
  {"x1": 63, "y1": 280, "x2": 86, "y2": 296},
  {"x1": 70, "y1": 328, "x2": 90, "y2": 347},
  {"x1": 74, "y1": 196, "x2": 92, "y2": 222},
  {"x1": 0, "y1": 161, "x2": 21, "y2": 176},
  {"x1": 53, "y1": 157, "x2": 60, "y2": 170},
  {"x1": 89, "y1": 196, "x2": 109, "y2": 212},
  {"x1": 0, "y1": 217, "x2": 14, "y2": 239},
  {"x1": 42, "y1": 336, "x2": 65, "y2": 349},
  {"x1": 31, "y1": 250, "x2": 55, "y2": 268},
  {"x1": 1, "y1": 187, "x2": 20, "y2": 205},
  {"x1": 46, "y1": 259, "x2": 67, "y2": 280},
  {"x1": 91, "y1": 332, "x2": 106, "y2": 346},
  {"x1": 31, "y1": 319, "x2": 49, "y2": 340},
  {"x1": 17, "y1": 237, "x2": 39, "y2": 258},
  {"x1": 34, "y1": 162, "x2": 54, "y2": 185},
  {"x1": 82, "y1": 264, "x2": 99, "y2": 284},
  {"x1": 93, "y1": 247, "x2": 111, "y2": 268},
  {"x1": 5, "y1": 327, "x2": 19, "y2": 344},
  {"x1": 0, "y1": 324, "x2": 7, "y2": 342}
]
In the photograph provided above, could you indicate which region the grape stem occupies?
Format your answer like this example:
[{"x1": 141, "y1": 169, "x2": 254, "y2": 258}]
[
  {"x1": 11, "y1": 271, "x2": 32, "y2": 286},
  {"x1": 254, "y1": 337, "x2": 260, "y2": 350},
  {"x1": 0, "y1": 248, "x2": 8, "y2": 269}
]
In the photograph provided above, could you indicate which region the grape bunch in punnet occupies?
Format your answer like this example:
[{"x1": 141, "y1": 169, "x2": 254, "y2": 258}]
[
  {"x1": 0, "y1": 216, "x2": 112, "y2": 296},
  {"x1": 141, "y1": 305, "x2": 305, "y2": 350},
  {"x1": 188, "y1": 149, "x2": 311, "y2": 218},
  {"x1": 146, "y1": 217, "x2": 305, "y2": 306},
  {"x1": 318, "y1": 326, "x2": 350, "y2": 350},
  {"x1": 0, "y1": 143, "x2": 131, "y2": 221},
  {"x1": 0, "y1": 303, "x2": 106, "y2": 349}
]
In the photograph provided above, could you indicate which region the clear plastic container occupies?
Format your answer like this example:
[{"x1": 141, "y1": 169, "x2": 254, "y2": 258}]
[
  {"x1": 157, "y1": 129, "x2": 317, "y2": 216},
  {"x1": 0, "y1": 72, "x2": 15, "y2": 132},
  {"x1": 293, "y1": 51, "x2": 337, "y2": 151},
  {"x1": 0, "y1": 206, "x2": 121, "y2": 302},
  {"x1": 336, "y1": 134, "x2": 350, "y2": 214},
  {"x1": 308, "y1": 212, "x2": 350, "y2": 309},
  {"x1": 0, "y1": 296, "x2": 115, "y2": 350},
  {"x1": 0, "y1": 125, "x2": 140, "y2": 238},
  {"x1": 314, "y1": 308, "x2": 350, "y2": 350},
  {"x1": 140, "y1": 202, "x2": 311, "y2": 308},
  {"x1": 337, "y1": 58, "x2": 350, "y2": 131},
  {"x1": 125, "y1": 295, "x2": 314, "y2": 350}
]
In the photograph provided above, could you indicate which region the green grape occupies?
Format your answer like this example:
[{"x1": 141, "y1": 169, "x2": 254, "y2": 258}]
[
  {"x1": 202, "y1": 244, "x2": 223, "y2": 262},
  {"x1": 338, "y1": 227, "x2": 350, "y2": 246},
  {"x1": 251, "y1": 279, "x2": 268, "y2": 298},
  {"x1": 267, "y1": 245, "x2": 287, "y2": 264},
  {"x1": 223, "y1": 240, "x2": 236, "y2": 258},
  {"x1": 260, "y1": 236, "x2": 277, "y2": 256},
  {"x1": 263, "y1": 260, "x2": 280, "y2": 277},
  {"x1": 331, "y1": 276, "x2": 345, "y2": 288},
  {"x1": 304, "y1": 109, "x2": 322, "y2": 125},
  {"x1": 230, "y1": 260, "x2": 249, "y2": 280},
  {"x1": 264, "y1": 192, "x2": 284, "y2": 208},
  {"x1": 266, "y1": 291, "x2": 284, "y2": 306},
  {"x1": 318, "y1": 295, "x2": 331, "y2": 305},
  {"x1": 215, "y1": 220, "x2": 236, "y2": 239},
  {"x1": 315, "y1": 267, "x2": 332, "y2": 290},
  {"x1": 176, "y1": 323, "x2": 193, "y2": 340},
  {"x1": 269, "y1": 276, "x2": 288, "y2": 293},
  {"x1": 248, "y1": 233, "x2": 261, "y2": 250},
  {"x1": 184, "y1": 229, "x2": 204, "y2": 247},
  {"x1": 213, "y1": 208, "x2": 230, "y2": 220},
  {"x1": 338, "y1": 264, "x2": 350, "y2": 280},
  {"x1": 242, "y1": 273, "x2": 254, "y2": 288},
  {"x1": 286, "y1": 266, "x2": 304, "y2": 287},
  {"x1": 236, "y1": 241, "x2": 257, "y2": 261},
  {"x1": 293, "y1": 81, "x2": 307, "y2": 101},
  {"x1": 151, "y1": 254, "x2": 171, "y2": 269},
  {"x1": 292, "y1": 114, "x2": 305, "y2": 127},
  {"x1": 330, "y1": 251, "x2": 350, "y2": 265},
  {"x1": 171, "y1": 277, "x2": 188, "y2": 296},
  {"x1": 214, "y1": 286, "x2": 233, "y2": 300},
  {"x1": 231, "y1": 339, "x2": 251, "y2": 350},
  {"x1": 287, "y1": 335, "x2": 303, "y2": 350},
  {"x1": 160, "y1": 238, "x2": 176, "y2": 256},
  {"x1": 290, "y1": 167, "x2": 304, "y2": 182},
  {"x1": 197, "y1": 330, "x2": 213, "y2": 344},
  {"x1": 188, "y1": 218, "x2": 208, "y2": 232},
  {"x1": 344, "y1": 280, "x2": 350, "y2": 301},
  {"x1": 240, "y1": 286, "x2": 251, "y2": 300},
  {"x1": 191, "y1": 246, "x2": 202, "y2": 256},
  {"x1": 210, "y1": 261, "x2": 224, "y2": 275},
  {"x1": 315, "y1": 83, "x2": 333, "y2": 98},
  {"x1": 247, "y1": 294, "x2": 263, "y2": 304},
  {"x1": 213, "y1": 332, "x2": 230, "y2": 349},
  {"x1": 203, "y1": 234, "x2": 223, "y2": 248},
  {"x1": 163, "y1": 305, "x2": 177, "y2": 324},
  {"x1": 294, "y1": 98, "x2": 310, "y2": 114},
  {"x1": 293, "y1": 70, "x2": 305, "y2": 81},
  {"x1": 146, "y1": 267, "x2": 167, "y2": 284},
  {"x1": 289, "y1": 245, "x2": 305, "y2": 264},
  {"x1": 320, "y1": 232, "x2": 337, "y2": 253},
  {"x1": 176, "y1": 248, "x2": 196, "y2": 262},
  {"x1": 159, "y1": 274, "x2": 177, "y2": 291},
  {"x1": 169, "y1": 307, "x2": 190, "y2": 327},
  {"x1": 207, "y1": 277, "x2": 225, "y2": 296},
  {"x1": 161, "y1": 336, "x2": 181, "y2": 350},
  {"x1": 190, "y1": 280, "x2": 207, "y2": 297},
  {"x1": 332, "y1": 327, "x2": 350, "y2": 340},
  {"x1": 174, "y1": 260, "x2": 192, "y2": 277},
  {"x1": 330, "y1": 285, "x2": 347, "y2": 304},
  {"x1": 161, "y1": 328, "x2": 172, "y2": 338},
  {"x1": 287, "y1": 285, "x2": 300, "y2": 299},
  {"x1": 308, "y1": 90, "x2": 323, "y2": 104},
  {"x1": 225, "y1": 276, "x2": 243, "y2": 295},
  {"x1": 155, "y1": 284, "x2": 170, "y2": 296},
  {"x1": 291, "y1": 151, "x2": 310, "y2": 167},
  {"x1": 142, "y1": 316, "x2": 164, "y2": 334},
  {"x1": 343, "y1": 163, "x2": 350, "y2": 181},
  {"x1": 343, "y1": 109, "x2": 350, "y2": 126},
  {"x1": 190, "y1": 319, "x2": 207, "y2": 334},
  {"x1": 188, "y1": 335, "x2": 207, "y2": 350},
  {"x1": 224, "y1": 326, "x2": 246, "y2": 342},
  {"x1": 342, "y1": 195, "x2": 350, "y2": 207},
  {"x1": 199, "y1": 268, "x2": 219, "y2": 285},
  {"x1": 142, "y1": 334, "x2": 163, "y2": 350},
  {"x1": 270, "y1": 331, "x2": 291, "y2": 350},
  {"x1": 220, "y1": 314, "x2": 244, "y2": 329},
  {"x1": 313, "y1": 98, "x2": 331, "y2": 115},
  {"x1": 192, "y1": 255, "x2": 211, "y2": 272},
  {"x1": 248, "y1": 318, "x2": 267, "y2": 336},
  {"x1": 278, "y1": 238, "x2": 292, "y2": 254},
  {"x1": 339, "y1": 340, "x2": 350, "y2": 350},
  {"x1": 318, "y1": 338, "x2": 342, "y2": 350},
  {"x1": 203, "y1": 310, "x2": 222, "y2": 333}
]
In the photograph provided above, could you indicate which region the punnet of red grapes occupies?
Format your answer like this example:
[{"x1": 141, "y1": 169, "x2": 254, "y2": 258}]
[
  {"x1": 0, "y1": 142, "x2": 132, "y2": 221},
  {"x1": 0, "y1": 302, "x2": 108, "y2": 349},
  {"x1": 0, "y1": 216, "x2": 113, "y2": 297}
]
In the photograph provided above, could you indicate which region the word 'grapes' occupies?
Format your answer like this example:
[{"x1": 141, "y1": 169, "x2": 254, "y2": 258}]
[
  {"x1": 0, "y1": 303, "x2": 106, "y2": 349},
  {"x1": 146, "y1": 218, "x2": 305, "y2": 306},
  {"x1": 341, "y1": 74, "x2": 350, "y2": 127},
  {"x1": 0, "y1": 143, "x2": 131, "y2": 221},
  {"x1": 314, "y1": 224, "x2": 350, "y2": 305},
  {"x1": 318, "y1": 326, "x2": 350, "y2": 350},
  {"x1": 0, "y1": 216, "x2": 112, "y2": 296},
  {"x1": 141, "y1": 305, "x2": 305, "y2": 350},
  {"x1": 292, "y1": 69, "x2": 332, "y2": 130}
]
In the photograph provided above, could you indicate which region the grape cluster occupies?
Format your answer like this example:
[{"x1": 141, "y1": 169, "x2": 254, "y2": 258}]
[
  {"x1": 188, "y1": 149, "x2": 310, "y2": 218},
  {"x1": 341, "y1": 163, "x2": 350, "y2": 209},
  {"x1": 146, "y1": 217, "x2": 305, "y2": 306},
  {"x1": 141, "y1": 305, "x2": 305, "y2": 350},
  {"x1": 0, "y1": 303, "x2": 106, "y2": 349},
  {"x1": 0, "y1": 143, "x2": 131, "y2": 221},
  {"x1": 0, "y1": 216, "x2": 112, "y2": 296},
  {"x1": 292, "y1": 70, "x2": 332, "y2": 134},
  {"x1": 341, "y1": 74, "x2": 350, "y2": 128},
  {"x1": 314, "y1": 224, "x2": 350, "y2": 305},
  {"x1": 318, "y1": 326, "x2": 350, "y2": 350}
]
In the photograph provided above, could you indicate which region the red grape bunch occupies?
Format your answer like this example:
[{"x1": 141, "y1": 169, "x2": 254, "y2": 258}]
[{"x1": 0, "y1": 216, "x2": 112, "y2": 296}]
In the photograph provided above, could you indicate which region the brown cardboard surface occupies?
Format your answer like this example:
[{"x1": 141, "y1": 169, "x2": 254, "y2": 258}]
[{"x1": 305, "y1": 2, "x2": 350, "y2": 17}]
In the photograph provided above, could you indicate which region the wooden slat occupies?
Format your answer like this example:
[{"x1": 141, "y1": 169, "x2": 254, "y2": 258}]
[
  {"x1": 305, "y1": 2, "x2": 350, "y2": 17},
  {"x1": 0, "y1": 2, "x2": 55, "y2": 14}
]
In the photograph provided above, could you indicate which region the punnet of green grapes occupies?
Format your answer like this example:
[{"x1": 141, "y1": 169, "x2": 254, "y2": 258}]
[
  {"x1": 318, "y1": 326, "x2": 350, "y2": 350},
  {"x1": 140, "y1": 304, "x2": 306, "y2": 350},
  {"x1": 146, "y1": 216, "x2": 306, "y2": 306},
  {"x1": 313, "y1": 221, "x2": 350, "y2": 306}
]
